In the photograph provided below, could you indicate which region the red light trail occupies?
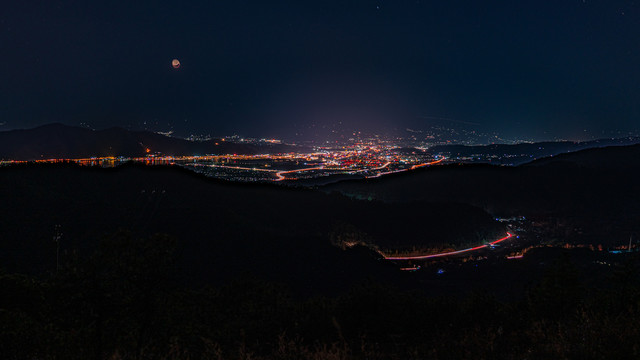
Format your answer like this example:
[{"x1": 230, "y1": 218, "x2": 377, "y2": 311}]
[{"x1": 383, "y1": 232, "x2": 514, "y2": 261}]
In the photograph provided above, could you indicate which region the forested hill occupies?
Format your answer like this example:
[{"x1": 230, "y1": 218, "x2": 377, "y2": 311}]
[
  {"x1": 322, "y1": 144, "x2": 640, "y2": 246},
  {"x1": 325, "y1": 143, "x2": 640, "y2": 210}
]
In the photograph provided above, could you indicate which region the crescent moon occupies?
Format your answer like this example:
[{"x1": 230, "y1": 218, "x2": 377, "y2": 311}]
[{"x1": 172, "y1": 59, "x2": 181, "y2": 69}]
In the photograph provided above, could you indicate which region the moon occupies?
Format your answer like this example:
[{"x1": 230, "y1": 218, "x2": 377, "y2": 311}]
[{"x1": 171, "y1": 59, "x2": 181, "y2": 69}]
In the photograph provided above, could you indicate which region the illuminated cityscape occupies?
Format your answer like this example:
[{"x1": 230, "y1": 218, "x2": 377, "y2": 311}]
[
  {"x1": 3, "y1": 130, "x2": 639, "y2": 184},
  {"x1": 0, "y1": 134, "x2": 449, "y2": 182}
]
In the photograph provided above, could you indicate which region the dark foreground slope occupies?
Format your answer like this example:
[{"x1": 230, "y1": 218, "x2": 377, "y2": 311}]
[
  {"x1": 0, "y1": 162, "x2": 502, "y2": 294},
  {"x1": 2, "y1": 159, "x2": 640, "y2": 359}
]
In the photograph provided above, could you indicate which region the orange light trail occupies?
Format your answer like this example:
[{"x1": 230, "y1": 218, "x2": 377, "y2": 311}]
[
  {"x1": 367, "y1": 157, "x2": 445, "y2": 179},
  {"x1": 410, "y1": 157, "x2": 444, "y2": 170}
]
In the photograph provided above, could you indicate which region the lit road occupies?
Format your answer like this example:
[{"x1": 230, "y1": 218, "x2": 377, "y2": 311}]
[
  {"x1": 367, "y1": 157, "x2": 445, "y2": 178},
  {"x1": 384, "y1": 232, "x2": 514, "y2": 261},
  {"x1": 274, "y1": 166, "x2": 326, "y2": 181},
  {"x1": 372, "y1": 161, "x2": 392, "y2": 170},
  {"x1": 203, "y1": 164, "x2": 279, "y2": 172},
  {"x1": 410, "y1": 157, "x2": 445, "y2": 170}
]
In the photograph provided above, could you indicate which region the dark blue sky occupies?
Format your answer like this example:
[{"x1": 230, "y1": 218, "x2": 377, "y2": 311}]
[{"x1": 1, "y1": 1, "x2": 639, "y2": 140}]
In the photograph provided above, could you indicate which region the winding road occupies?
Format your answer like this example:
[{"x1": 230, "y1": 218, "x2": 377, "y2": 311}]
[
  {"x1": 274, "y1": 166, "x2": 325, "y2": 181},
  {"x1": 384, "y1": 232, "x2": 515, "y2": 261}
]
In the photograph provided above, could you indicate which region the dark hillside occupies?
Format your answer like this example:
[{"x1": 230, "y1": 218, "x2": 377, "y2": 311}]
[
  {"x1": 323, "y1": 144, "x2": 640, "y2": 246},
  {"x1": 0, "y1": 163, "x2": 502, "y2": 295}
]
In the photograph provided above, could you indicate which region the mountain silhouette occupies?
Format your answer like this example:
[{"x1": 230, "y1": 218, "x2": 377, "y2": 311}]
[{"x1": 0, "y1": 123, "x2": 300, "y2": 160}]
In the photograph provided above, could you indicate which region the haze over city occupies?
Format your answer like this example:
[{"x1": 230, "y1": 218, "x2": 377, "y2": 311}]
[{"x1": 2, "y1": 1, "x2": 639, "y2": 141}]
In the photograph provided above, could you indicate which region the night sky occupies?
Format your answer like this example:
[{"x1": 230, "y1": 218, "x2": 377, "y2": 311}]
[{"x1": 1, "y1": 1, "x2": 639, "y2": 141}]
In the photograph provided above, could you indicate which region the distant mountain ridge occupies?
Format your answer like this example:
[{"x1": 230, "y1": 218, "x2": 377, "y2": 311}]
[
  {"x1": 430, "y1": 138, "x2": 640, "y2": 165},
  {"x1": 0, "y1": 123, "x2": 301, "y2": 160},
  {"x1": 523, "y1": 143, "x2": 640, "y2": 169}
]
